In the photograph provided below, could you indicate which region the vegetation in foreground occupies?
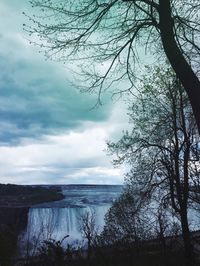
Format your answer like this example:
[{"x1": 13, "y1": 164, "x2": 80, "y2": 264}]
[
  {"x1": 14, "y1": 236, "x2": 199, "y2": 266},
  {"x1": 105, "y1": 67, "x2": 200, "y2": 266}
]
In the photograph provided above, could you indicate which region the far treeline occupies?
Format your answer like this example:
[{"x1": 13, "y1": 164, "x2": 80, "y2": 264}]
[{"x1": 0, "y1": 183, "x2": 64, "y2": 206}]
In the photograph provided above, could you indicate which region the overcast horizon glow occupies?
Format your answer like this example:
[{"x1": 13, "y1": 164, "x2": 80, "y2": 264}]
[{"x1": 0, "y1": 0, "x2": 130, "y2": 185}]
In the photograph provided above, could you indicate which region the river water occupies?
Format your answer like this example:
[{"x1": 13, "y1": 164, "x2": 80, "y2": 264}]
[{"x1": 19, "y1": 185, "x2": 122, "y2": 255}]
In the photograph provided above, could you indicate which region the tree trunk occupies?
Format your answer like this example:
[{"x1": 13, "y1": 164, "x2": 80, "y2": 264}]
[
  {"x1": 159, "y1": 0, "x2": 200, "y2": 135},
  {"x1": 180, "y1": 208, "x2": 194, "y2": 266},
  {"x1": 87, "y1": 238, "x2": 91, "y2": 261},
  {"x1": 158, "y1": 216, "x2": 166, "y2": 255}
]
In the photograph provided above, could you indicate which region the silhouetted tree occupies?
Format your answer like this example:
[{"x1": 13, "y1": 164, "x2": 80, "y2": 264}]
[
  {"x1": 26, "y1": 0, "x2": 200, "y2": 133},
  {"x1": 107, "y1": 67, "x2": 199, "y2": 265},
  {"x1": 78, "y1": 210, "x2": 98, "y2": 261},
  {"x1": 102, "y1": 189, "x2": 151, "y2": 247}
]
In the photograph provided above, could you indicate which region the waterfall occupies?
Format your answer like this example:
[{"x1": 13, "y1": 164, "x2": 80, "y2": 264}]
[
  {"x1": 19, "y1": 205, "x2": 110, "y2": 256},
  {"x1": 18, "y1": 185, "x2": 123, "y2": 256}
]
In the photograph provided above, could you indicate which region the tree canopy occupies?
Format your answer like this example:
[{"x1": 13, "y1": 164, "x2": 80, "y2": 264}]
[
  {"x1": 26, "y1": 0, "x2": 200, "y2": 132},
  {"x1": 107, "y1": 67, "x2": 199, "y2": 263}
]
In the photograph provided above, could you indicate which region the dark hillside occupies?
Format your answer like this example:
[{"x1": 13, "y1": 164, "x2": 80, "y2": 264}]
[{"x1": 0, "y1": 183, "x2": 64, "y2": 207}]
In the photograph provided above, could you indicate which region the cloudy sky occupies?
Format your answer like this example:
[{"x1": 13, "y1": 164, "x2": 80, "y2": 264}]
[{"x1": 0, "y1": 0, "x2": 129, "y2": 185}]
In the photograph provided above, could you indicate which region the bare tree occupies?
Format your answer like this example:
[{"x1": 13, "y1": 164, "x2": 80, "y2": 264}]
[
  {"x1": 25, "y1": 0, "x2": 200, "y2": 133},
  {"x1": 107, "y1": 67, "x2": 199, "y2": 265},
  {"x1": 78, "y1": 210, "x2": 98, "y2": 261}
]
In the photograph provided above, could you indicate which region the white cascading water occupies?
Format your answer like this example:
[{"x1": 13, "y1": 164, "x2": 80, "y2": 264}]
[
  {"x1": 19, "y1": 205, "x2": 110, "y2": 256},
  {"x1": 18, "y1": 185, "x2": 122, "y2": 256}
]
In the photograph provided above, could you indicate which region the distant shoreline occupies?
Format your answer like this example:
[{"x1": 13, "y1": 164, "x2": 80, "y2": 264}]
[{"x1": 0, "y1": 183, "x2": 64, "y2": 208}]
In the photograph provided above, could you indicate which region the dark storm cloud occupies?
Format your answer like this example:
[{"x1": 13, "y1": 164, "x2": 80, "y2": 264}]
[
  {"x1": 0, "y1": 47, "x2": 111, "y2": 144},
  {"x1": 0, "y1": 0, "x2": 112, "y2": 145}
]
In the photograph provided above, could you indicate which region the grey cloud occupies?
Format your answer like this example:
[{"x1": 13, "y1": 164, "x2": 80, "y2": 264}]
[
  {"x1": 0, "y1": 48, "x2": 111, "y2": 144},
  {"x1": 0, "y1": 0, "x2": 112, "y2": 145}
]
